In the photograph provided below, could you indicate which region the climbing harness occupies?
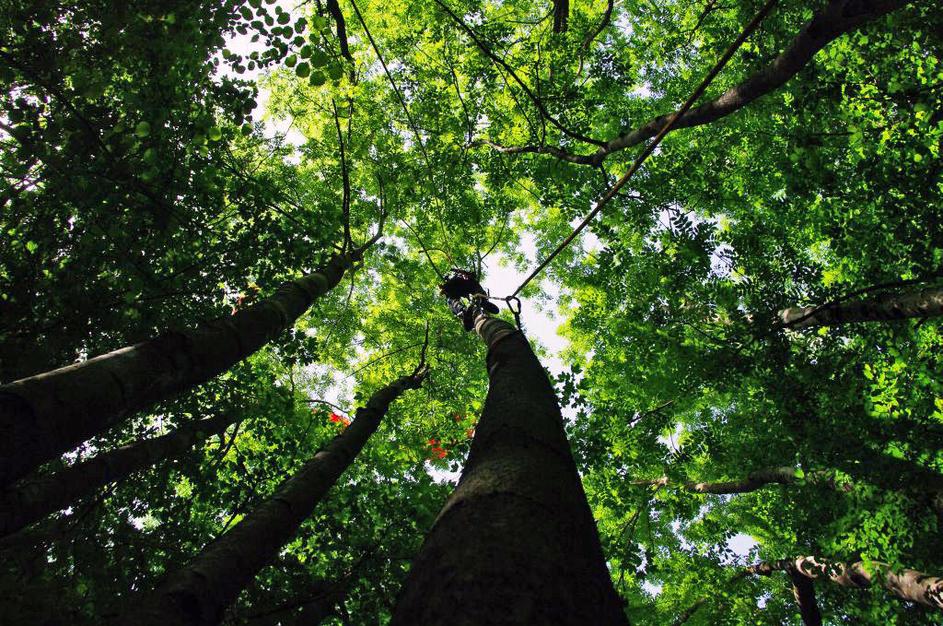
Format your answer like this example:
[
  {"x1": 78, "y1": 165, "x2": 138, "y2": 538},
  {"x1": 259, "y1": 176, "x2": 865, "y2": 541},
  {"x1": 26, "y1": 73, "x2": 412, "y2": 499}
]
[{"x1": 503, "y1": 295, "x2": 522, "y2": 329}]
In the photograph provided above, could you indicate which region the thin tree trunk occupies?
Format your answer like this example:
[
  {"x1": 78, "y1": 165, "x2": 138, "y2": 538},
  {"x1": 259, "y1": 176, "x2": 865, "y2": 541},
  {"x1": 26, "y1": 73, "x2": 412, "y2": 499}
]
[
  {"x1": 633, "y1": 466, "x2": 801, "y2": 494},
  {"x1": 749, "y1": 556, "x2": 943, "y2": 610},
  {"x1": 118, "y1": 366, "x2": 425, "y2": 626},
  {"x1": 634, "y1": 464, "x2": 943, "y2": 513},
  {"x1": 0, "y1": 244, "x2": 372, "y2": 487},
  {"x1": 780, "y1": 287, "x2": 943, "y2": 328},
  {"x1": 242, "y1": 580, "x2": 343, "y2": 626},
  {"x1": 391, "y1": 315, "x2": 628, "y2": 625},
  {"x1": 0, "y1": 412, "x2": 236, "y2": 538}
]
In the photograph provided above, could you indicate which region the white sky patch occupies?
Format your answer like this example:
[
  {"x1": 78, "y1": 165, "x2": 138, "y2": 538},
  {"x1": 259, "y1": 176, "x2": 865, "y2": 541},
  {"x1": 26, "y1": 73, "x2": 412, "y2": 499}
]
[
  {"x1": 425, "y1": 460, "x2": 462, "y2": 484},
  {"x1": 641, "y1": 580, "x2": 663, "y2": 597},
  {"x1": 481, "y1": 256, "x2": 567, "y2": 376},
  {"x1": 657, "y1": 421, "x2": 684, "y2": 452},
  {"x1": 724, "y1": 533, "x2": 759, "y2": 563},
  {"x1": 218, "y1": 1, "x2": 307, "y2": 153}
]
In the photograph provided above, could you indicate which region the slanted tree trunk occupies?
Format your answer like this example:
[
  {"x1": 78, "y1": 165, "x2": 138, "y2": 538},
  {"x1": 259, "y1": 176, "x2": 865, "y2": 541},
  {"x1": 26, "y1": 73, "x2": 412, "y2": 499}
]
[
  {"x1": 749, "y1": 556, "x2": 943, "y2": 610},
  {"x1": 0, "y1": 412, "x2": 236, "y2": 538},
  {"x1": 0, "y1": 243, "x2": 372, "y2": 487},
  {"x1": 242, "y1": 580, "x2": 344, "y2": 626},
  {"x1": 780, "y1": 287, "x2": 943, "y2": 328},
  {"x1": 391, "y1": 315, "x2": 628, "y2": 625},
  {"x1": 119, "y1": 367, "x2": 425, "y2": 626}
]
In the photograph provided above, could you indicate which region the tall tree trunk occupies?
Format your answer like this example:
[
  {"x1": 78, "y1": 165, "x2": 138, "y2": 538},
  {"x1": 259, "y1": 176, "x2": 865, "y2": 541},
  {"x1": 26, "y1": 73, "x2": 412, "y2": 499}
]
[
  {"x1": 0, "y1": 247, "x2": 366, "y2": 487},
  {"x1": 0, "y1": 412, "x2": 236, "y2": 538},
  {"x1": 780, "y1": 287, "x2": 943, "y2": 328},
  {"x1": 749, "y1": 556, "x2": 943, "y2": 610},
  {"x1": 119, "y1": 367, "x2": 425, "y2": 626},
  {"x1": 553, "y1": 0, "x2": 569, "y2": 33},
  {"x1": 391, "y1": 315, "x2": 628, "y2": 625}
]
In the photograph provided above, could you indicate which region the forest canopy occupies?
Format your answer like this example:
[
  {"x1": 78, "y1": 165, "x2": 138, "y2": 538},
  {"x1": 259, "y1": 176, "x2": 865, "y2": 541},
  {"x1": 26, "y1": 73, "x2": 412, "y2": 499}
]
[{"x1": 1, "y1": 0, "x2": 942, "y2": 624}]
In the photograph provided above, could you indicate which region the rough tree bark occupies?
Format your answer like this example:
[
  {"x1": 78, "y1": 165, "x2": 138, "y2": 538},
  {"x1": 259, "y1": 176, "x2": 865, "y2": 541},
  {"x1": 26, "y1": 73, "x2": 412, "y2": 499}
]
[
  {"x1": 0, "y1": 242, "x2": 375, "y2": 487},
  {"x1": 487, "y1": 0, "x2": 910, "y2": 166},
  {"x1": 780, "y1": 287, "x2": 943, "y2": 328},
  {"x1": 553, "y1": 0, "x2": 569, "y2": 33},
  {"x1": 119, "y1": 367, "x2": 425, "y2": 626},
  {"x1": 0, "y1": 412, "x2": 236, "y2": 538},
  {"x1": 749, "y1": 556, "x2": 943, "y2": 610},
  {"x1": 391, "y1": 315, "x2": 628, "y2": 625}
]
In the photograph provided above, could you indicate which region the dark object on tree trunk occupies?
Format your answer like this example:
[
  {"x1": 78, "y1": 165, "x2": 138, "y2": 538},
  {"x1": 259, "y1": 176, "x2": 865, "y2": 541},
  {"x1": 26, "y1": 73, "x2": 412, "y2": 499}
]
[
  {"x1": 391, "y1": 315, "x2": 628, "y2": 625},
  {"x1": 440, "y1": 269, "x2": 500, "y2": 330},
  {"x1": 118, "y1": 367, "x2": 427, "y2": 626}
]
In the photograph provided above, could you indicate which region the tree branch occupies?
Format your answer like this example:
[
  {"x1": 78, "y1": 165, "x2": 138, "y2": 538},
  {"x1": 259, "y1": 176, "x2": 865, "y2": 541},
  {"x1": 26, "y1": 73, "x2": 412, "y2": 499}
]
[
  {"x1": 432, "y1": 0, "x2": 604, "y2": 146},
  {"x1": 489, "y1": 0, "x2": 910, "y2": 166}
]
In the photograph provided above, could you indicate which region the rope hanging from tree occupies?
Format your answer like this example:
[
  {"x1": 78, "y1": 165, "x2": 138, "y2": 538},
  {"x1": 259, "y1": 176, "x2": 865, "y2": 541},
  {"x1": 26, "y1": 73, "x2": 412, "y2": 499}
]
[{"x1": 509, "y1": 0, "x2": 780, "y2": 299}]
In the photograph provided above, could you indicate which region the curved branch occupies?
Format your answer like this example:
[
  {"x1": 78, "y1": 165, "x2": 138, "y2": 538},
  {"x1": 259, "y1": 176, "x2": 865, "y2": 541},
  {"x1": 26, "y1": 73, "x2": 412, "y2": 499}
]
[
  {"x1": 326, "y1": 0, "x2": 353, "y2": 61},
  {"x1": 579, "y1": 0, "x2": 614, "y2": 72},
  {"x1": 491, "y1": 0, "x2": 910, "y2": 166},
  {"x1": 432, "y1": 0, "x2": 604, "y2": 147}
]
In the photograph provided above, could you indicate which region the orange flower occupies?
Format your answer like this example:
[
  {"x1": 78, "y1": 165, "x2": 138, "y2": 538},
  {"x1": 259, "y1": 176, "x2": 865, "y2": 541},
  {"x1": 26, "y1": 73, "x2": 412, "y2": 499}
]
[{"x1": 329, "y1": 412, "x2": 351, "y2": 427}]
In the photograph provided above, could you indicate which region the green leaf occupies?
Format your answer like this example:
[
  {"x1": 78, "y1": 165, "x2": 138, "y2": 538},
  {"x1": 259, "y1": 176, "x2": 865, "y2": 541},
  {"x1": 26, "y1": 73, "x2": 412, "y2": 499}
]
[{"x1": 310, "y1": 50, "x2": 329, "y2": 68}]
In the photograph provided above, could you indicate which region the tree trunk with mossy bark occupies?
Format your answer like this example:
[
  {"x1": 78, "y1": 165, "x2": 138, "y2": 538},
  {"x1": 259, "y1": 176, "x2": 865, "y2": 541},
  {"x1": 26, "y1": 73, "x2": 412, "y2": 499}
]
[
  {"x1": 119, "y1": 368, "x2": 425, "y2": 626},
  {"x1": 0, "y1": 248, "x2": 364, "y2": 488},
  {"x1": 0, "y1": 412, "x2": 236, "y2": 538},
  {"x1": 391, "y1": 315, "x2": 628, "y2": 625}
]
